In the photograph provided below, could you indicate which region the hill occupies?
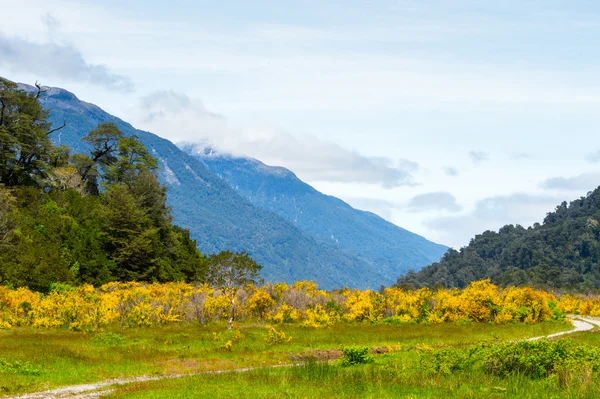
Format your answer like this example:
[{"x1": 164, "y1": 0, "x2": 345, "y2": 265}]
[
  {"x1": 397, "y1": 188, "x2": 600, "y2": 291},
  {"x1": 185, "y1": 147, "x2": 448, "y2": 283}
]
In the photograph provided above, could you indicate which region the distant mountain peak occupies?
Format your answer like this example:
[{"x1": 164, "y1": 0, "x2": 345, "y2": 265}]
[{"x1": 179, "y1": 142, "x2": 295, "y2": 179}]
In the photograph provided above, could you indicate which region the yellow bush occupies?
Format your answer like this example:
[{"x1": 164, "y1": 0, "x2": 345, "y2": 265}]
[
  {"x1": 301, "y1": 304, "x2": 332, "y2": 328},
  {"x1": 265, "y1": 325, "x2": 292, "y2": 344},
  {"x1": 246, "y1": 289, "x2": 275, "y2": 319},
  {"x1": 271, "y1": 304, "x2": 299, "y2": 323},
  {"x1": 0, "y1": 279, "x2": 585, "y2": 329}
]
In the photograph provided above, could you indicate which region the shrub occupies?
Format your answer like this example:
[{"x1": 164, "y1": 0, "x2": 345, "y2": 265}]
[
  {"x1": 265, "y1": 325, "x2": 292, "y2": 345},
  {"x1": 340, "y1": 346, "x2": 374, "y2": 367},
  {"x1": 0, "y1": 359, "x2": 42, "y2": 376}
]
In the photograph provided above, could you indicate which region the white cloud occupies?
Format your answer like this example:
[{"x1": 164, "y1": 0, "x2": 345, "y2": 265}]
[
  {"x1": 0, "y1": 13, "x2": 133, "y2": 92},
  {"x1": 407, "y1": 192, "x2": 462, "y2": 213},
  {"x1": 586, "y1": 151, "x2": 600, "y2": 163},
  {"x1": 425, "y1": 193, "x2": 561, "y2": 248},
  {"x1": 540, "y1": 173, "x2": 600, "y2": 191},
  {"x1": 137, "y1": 90, "x2": 418, "y2": 188},
  {"x1": 444, "y1": 167, "x2": 460, "y2": 177},
  {"x1": 469, "y1": 150, "x2": 489, "y2": 165}
]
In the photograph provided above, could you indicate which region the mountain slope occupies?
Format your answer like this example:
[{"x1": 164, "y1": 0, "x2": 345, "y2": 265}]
[
  {"x1": 183, "y1": 147, "x2": 448, "y2": 284},
  {"x1": 397, "y1": 188, "x2": 600, "y2": 291},
  {"x1": 20, "y1": 83, "x2": 384, "y2": 289}
]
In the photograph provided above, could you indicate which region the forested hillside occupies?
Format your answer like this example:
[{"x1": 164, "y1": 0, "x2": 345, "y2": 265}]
[
  {"x1": 397, "y1": 189, "x2": 600, "y2": 291},
  {"x1": 0, "y1": 78, "x2": 206, "y2": 291},
  {"x1": 189, "y1": 148, "x2": 448, "y2": 283}
]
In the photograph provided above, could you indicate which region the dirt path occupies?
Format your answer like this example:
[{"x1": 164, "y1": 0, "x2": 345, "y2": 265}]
[{"x1": 7, "y1": 316, "x2": 600, "y2": 399}]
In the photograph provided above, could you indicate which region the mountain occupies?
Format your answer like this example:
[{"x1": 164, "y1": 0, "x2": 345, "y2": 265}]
[
  {"x1": 397, "y1": 188, "x2": 600, "y2": 291},
  {"x1": 182, "y1": 146, "x2": 448, "y2": 284},
  {"x1": 17, "y1": 83, "x2": 390, "y2": 289}
]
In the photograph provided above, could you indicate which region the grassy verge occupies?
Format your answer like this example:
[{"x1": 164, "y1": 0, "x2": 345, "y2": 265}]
[{"x1": 0, "y1": 320, "x2": 572, "y2": 396}]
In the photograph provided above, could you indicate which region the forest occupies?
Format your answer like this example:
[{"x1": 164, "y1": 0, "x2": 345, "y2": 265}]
[
  {"x1": 0, "y1": 78, "x2": 207, "y2": 291},
  {"x1": 397, "y1": 191, "x2": 600, "y2": 291}
]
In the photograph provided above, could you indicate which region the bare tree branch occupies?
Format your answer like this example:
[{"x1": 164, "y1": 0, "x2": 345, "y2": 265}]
[
  {"x1": 46, "y1": 119, "x2": 67, "y2": 136},
  {"x1": 34, "y1": 81, "x2": 47, "y2": 99}
]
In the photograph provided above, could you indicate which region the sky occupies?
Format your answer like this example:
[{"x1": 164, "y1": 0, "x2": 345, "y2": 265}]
[{"x1": 1, "y1": 0, "x2": 600, "y2": 248}]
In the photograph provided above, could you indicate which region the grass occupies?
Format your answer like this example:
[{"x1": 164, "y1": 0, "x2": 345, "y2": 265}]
[
  {"x1": 0, "y1": 319, "x2": 576, "y2": 397},
  {"x1": 106, "y1": 360, "x2": 600, "y2": 399}
]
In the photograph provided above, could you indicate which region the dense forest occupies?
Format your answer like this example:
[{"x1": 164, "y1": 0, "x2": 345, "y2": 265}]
[
  {"x1": 0, "y1": 78, "x2": 207, "y2": 291},
  {"x1": 397, "y1": 189, "x2": 600, "y2": 291}
]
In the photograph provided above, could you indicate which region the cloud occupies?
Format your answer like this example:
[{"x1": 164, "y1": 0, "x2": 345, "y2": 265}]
[
  {"x1": 586, "y1": 151, "x2": 600, "y2": 163},
  {"x1": 343, "y1": 197, "x2": 400, "y2": 220},
  {"x1": 540, "y1": 173, "x2": 600, "y2": 191},
  {"x1": 138, "y1": 90, "x2": 418, "y2": 188},
  {"x1": 406, "y1": 192, "x2": 462, "y2": 213},
  {"x1": 511, "y1": 152, "x2": 532, "y2": 160},
  {"x1": 425, "y1": 193, "x2": 561, "y2": 248},
  {"x1": 444, "y1": 167, "x2": 459, "y2": 177},
  {"x1": 469, "y1": 150, "x2": 489, "y2": 165},
  {"x1": 0, "y1": 28, "x2": 133, "y2": 92}
]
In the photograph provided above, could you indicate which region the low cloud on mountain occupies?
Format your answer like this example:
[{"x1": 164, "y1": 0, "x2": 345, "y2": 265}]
[{"x1": 138, "y1": 90, "x2": 418, "y2": 188}]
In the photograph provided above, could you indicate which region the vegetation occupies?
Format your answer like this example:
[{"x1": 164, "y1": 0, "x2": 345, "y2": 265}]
[
  {"x1": 100, "y1": 333, "x2": 600, "y2": 399},
  {"x1": 0, "y1": 319, "x2": 572, "y2": 396},
  {"x1": 0, "y1": 77, "x2": 206, "y2": 290},
  {"x1": 398, "y1": 189, "x2": 600, "y2": 291},
  {"x1": 206, "y1": 250, "x2": 262, "y2": 329},
  {"x1": 2, "y1": 279, "x2": 597, "y2": 331}
]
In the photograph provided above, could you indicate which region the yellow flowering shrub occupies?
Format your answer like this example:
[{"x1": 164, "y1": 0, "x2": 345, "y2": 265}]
[
  {"x1": 301, "y1": 304, "x2": 332, "y2": 328},
  {"x1": 461, "y1": 279, "x2": 501, "y2": 322},
  {"x1": 246, "y1": 288, "x2": 275, "y2": 319},
  {"x1": 0, "y1": 279, "x2": 589, "y2": 329},
  {"x1": 271, "y1": 304, "x2": 299, "y2": 323}
]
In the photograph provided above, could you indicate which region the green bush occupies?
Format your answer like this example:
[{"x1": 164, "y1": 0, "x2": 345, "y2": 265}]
[
  {"x1": 422, "y1": 339, "x2": 600, "y2": 380},
  {"x1": 340, "y1": 346, "x2": 374, "y2": 367},
  {"x1": 0, "y1": 359, "x2": 42, "y2": 376},
  {"x1": 483, "y1": 340, "x2": 600, "y2": 378}
]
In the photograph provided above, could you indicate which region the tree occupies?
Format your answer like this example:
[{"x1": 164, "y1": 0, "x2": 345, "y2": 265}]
[
  {"x1": 0, "y1": 186, "x2": 16, "y2": 249},
  {"x1": 0, "y1": 78, "x2": 64, "y2": 187},
  {"x1": 206, "y1": 251, "x2": 262, "y2": 329}
]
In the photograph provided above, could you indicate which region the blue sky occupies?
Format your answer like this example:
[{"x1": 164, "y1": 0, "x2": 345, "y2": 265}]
[{"x1": 1, "y1": 0, "x2": 600, "y2": 247}]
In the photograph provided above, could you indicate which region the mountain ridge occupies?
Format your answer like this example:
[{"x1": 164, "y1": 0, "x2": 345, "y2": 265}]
[{"x1": 182, "y1": 144, "x2": 448, "y2": 282}]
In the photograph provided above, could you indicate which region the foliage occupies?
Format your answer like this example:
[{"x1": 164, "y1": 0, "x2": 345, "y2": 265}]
[
  {"x1": 339, "y1": 346, "x2": 374, "y2": 366},
  {"x1": 0, "y1": 81, "x2": 207, "y2": 291},
  {"x1": 398, "y1": 190, "x2": 600, "y2": 291},
  {"x1": 206, "y1": 250, "x2": 262, "y2": 329},
  {"x1": 422, "y1": 340, "x2": 600, "y2": 381},
  {"x1": 0, "y1": 359, "x2": 42, "y2": 376},
  {"x1": 0, "y1": 279, "x2": 584, "y2": 330},
  {"x1": 264, "y1": 325, "x2": 292, "y2": 345}
]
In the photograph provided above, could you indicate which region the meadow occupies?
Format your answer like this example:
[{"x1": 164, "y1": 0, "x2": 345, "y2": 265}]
[{"x1": 0, "y1": 320, "x2": 577, "y2": 397}]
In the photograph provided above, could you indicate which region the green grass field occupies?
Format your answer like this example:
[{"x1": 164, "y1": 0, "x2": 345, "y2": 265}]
[{"x1": 0, "y1": 320, "x2": 593, "y2": 398}]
